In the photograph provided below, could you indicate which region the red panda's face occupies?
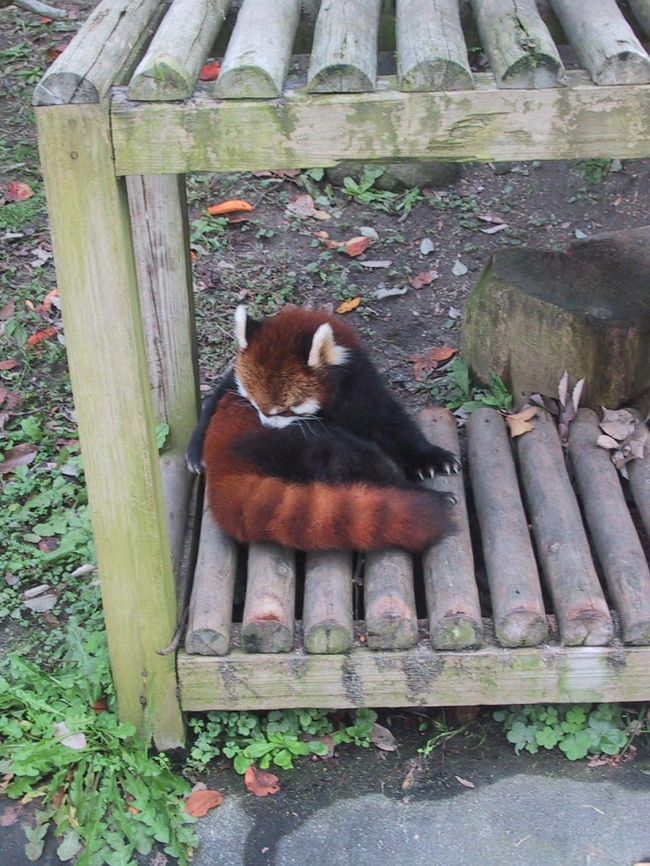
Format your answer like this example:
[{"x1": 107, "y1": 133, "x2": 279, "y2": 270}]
[{"x1": 233, "y1": 306, "x2": 352, "y2": 429}]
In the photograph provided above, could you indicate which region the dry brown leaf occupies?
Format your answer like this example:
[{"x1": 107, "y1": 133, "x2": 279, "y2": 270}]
[
  {"x1": 4, "y1": 181, "x2": 33, "y2": 203},
  {"x1": 336, "y1": 297, "x2": 361, "y2": 315},
  {"x1": 244, "y1": 766, "x2": 280, "y2": 798},
  {"x1": 0, "y1": 443, "x2": 37, "y2": 474},
  {"x1": 409, "y1": 347, "x2": 458, "y2": 381},
  {"x1": 370, "y1": 723, "x2": 398, "y2": 752},
  {"x1": 596, "y1": 434, "x2": 620, "y2": 450},
  {"x1": 184, "y1": 789, "x2": 224, "y2": 817},
  {"x1": 600, "y1": 419, "x2": 635, "y2": 441},
  {"x1": 0, "y1": 360, "x2": 18, "y2": 371},
  {"x1": 0, "y1": 299, "x2": 15, "y2": 321},
  {"x1": 286, "y1": 194, "x2": 330, "y2": 221},
  {"x1": 505, "y1": 407, "x2": 538, "y2": 438},
  {"x1": 54, "y1": 722, "x2": 87, "y2": 751},
  {"x1": 408, "y1": 269, "x2": 439, "y2": 289},
  {"x1": 454, "y1": 775, "x2": 476, "y2": 789},
  {"x1": 343, "y1": 236, "x2": 371, "y2": 257}
]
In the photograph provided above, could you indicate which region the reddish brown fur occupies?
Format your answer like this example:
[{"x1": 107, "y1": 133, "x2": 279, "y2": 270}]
[{"x1": 204, "y1": 393, "x2": 451, "y2": 552}]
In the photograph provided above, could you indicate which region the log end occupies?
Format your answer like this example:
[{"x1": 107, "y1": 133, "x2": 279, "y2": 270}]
[
  {"x1": 429, "y1": 614, "x2": 483, "y2": 650},
  {"x1": 185, "y1": 628, "x2": 230, "y2": 656},
  {"x1": 560, "y1": 610, "x2": 614, "y2": 647},
  {"x1": 241, "y1": 621, "x2": 294, "y2": 654},
  {"x1": 495, "y1": 610, "x2": 549, "y2": 648},
  {"x1": 592, "y1": 54, "x2": 650, "y2": 86},
  {"x1": 399, "y1": 60, "x2": 474, "y2": 92},
  {"x1": 304, "y1": 620, "x2": 353, "y2": 655},
  {"x1": 127, "y1": 60, "x2": 192, "y2": 102},
  {"x1": 33, "y1": 72, "x2": 100, "y2": 106},
  {"x1": 214, "y1": 67, "x2": 281, "y2": 99},
  {"x1": 307, "y1": 65, "x2": 375, "y2": 93}
]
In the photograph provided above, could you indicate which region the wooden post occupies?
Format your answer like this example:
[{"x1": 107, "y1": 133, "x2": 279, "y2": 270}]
[{"x1": 35, "y1": 103, "x2": 184, "y2": 750}]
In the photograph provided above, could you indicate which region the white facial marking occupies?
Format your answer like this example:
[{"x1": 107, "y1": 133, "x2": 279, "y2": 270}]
[
  {"x1": 234, "y1": 305, "x2": 249, "y2": 350},
  {"x1": 292, "y1": 399, "x2": 320, "y2": 415},
  {"x1": 257, "y1": 411, "x2": 296, "y2": 429}
]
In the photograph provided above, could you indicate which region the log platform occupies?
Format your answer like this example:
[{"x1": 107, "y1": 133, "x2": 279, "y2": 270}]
[
  {"x1": 180, "y1": 407, "x2": 650, "y2": 711},
  {"x1": 33, "y1": 0, "x2": 650, "y2": 743}
]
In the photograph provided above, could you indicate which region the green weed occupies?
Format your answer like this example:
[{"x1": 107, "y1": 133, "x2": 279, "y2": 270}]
[
  {"x1": 421, "y1": 357, "x2": 513, "y2": 413},
  {"x1": 341, "y1": 168, "x2": 397, "y2": 211}
]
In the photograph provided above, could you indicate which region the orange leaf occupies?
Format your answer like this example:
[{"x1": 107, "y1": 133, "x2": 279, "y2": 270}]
[
  {"x1": 199, "y1": 61, "x2": 220, "y2": 81},
  {"x1": 5, "y1": 182, "x2": 33, "y2": 203},
  {"x1": 336, "y1": 297, "x2": 361, "y2": 315},
  {"x1": 207, "y1": 199, "x2": 254, "y2": 217},
  {"x1": 26, "y1": 327, "x2": 57, "y2": 347},
  {"x1": 244, "y1": 766, "x2": 280, "y2": 798},
  {"x1": 37, "y1": 288, "x2": 59, "y2": 315},
  {"x1": 408, "y1": 269, "x2": 439, "y2": 289},
  {"x1": 0, "y1": 360, "x2": 18, "y2": 371},
  {"x1": 409, "y1": 347, "x2": 458, "y2": 381},
  {"x1": 343, "y1": 236, "x2": 370, "y2": 257},
  {"x1": 504, "y1": 407, "x2": 538, "y2": 438},
  {"x1": 184, "y1": 789, "x2": 224, "y2": 817},
  {"x1": 46, "y1": 46, "x2": 64, "y2": 62}
]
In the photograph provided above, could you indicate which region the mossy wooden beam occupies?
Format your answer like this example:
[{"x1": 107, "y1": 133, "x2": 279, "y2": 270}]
[
  {"x1": 35, "y1": 103, "x2": 183, "y2": 750},
  {"x1": 303, "y1": 551, "x2": 354, "y2": 655},
  {"x1": 177, "y1": 641, "x2": 650, "y2": 711},
  {"x1": 110, "y1": 73, "x2": 650, "y2": 174},
  {"x1": 307, "y1": 0, "x2": 382, "y2": 92}
]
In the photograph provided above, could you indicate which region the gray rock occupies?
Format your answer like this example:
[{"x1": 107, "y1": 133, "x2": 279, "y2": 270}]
[{"x1": 326, "y1": 161, "x2": 461, "y2": 191}]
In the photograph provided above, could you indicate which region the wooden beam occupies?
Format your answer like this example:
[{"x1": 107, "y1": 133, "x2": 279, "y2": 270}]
[
  {"x1": 177, "y1": 640, "x2": 650, "y2": 710},
  {"x1": 111, "y1": 73, "x2": 650, "y2": 174},
  {"x1": 396, "y1": 0, "x2": 474, "y2": 91},
  {"x1": 128, "y1": 0, "x2": 231, "y2": 101},
  {"x1": 364, "y1": 550, "x2": 418, "y2": 649},
  {"x1": 241, "y1": 544, "x2": 296, "y2": 652},
  {"x1": 33, "y1": 0, "x2": 164, "y2": 105},
  {"x1": 35, "y1": 103, "x2": 183, "y2": 749}
]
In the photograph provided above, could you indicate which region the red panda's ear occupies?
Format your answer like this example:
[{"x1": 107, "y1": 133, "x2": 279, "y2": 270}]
[
  {"x1": 307, "y1": 323, "x2": 350, "y2": 368},
  {"x1": 234, "y1": 305, "x2": 260, "y2": 350}
]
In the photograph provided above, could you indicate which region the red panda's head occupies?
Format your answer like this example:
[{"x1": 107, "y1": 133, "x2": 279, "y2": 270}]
[{"x1": 233, "y1": 305, "x2": 360, "y2": 429}]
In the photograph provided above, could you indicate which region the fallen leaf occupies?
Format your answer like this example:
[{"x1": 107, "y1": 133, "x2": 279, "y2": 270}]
[
  {"x1": 199, "y1": 61, "x2": 220, "y2": 81},
  {"x1": 286, "y1": 194, "x2": 330, "y2": 221},
  {"x1": 69, "y1": 563, "x2": 96, "y2": 579},
  {"x1": 419, "y1": 238, "x2": 434, "y2": 255},
  {"x1": 370, "y1": 723, "x2": 398, "y2": 752},
  {"x1": 0, "y1": 299, "x2": 15, "y2": 320},
  {"x1": 596, "y1": 434, "x2": 620, "y2": 450},
  {"x1": 480, "y1": 223, "x2": 508, "y2": 234},
  {"x1": 38, "y1": 537, "x2": 60, "y2": 553},
  {"x1": 358, "y1": 259, "x2": 392, "y2": 269},
  {"x1": 92, "y1": 699, "x2": 108, "y2": 714},
  {"x1": 207, "y1": 199, "x2": 254, "y2": 217},
  {"x1": 46, "y1": 46, "x2": 65, "y2": 62},
  {"x1": 451, "y1": 260, "x2": 468, "y2": 276},
  {"x1": 0, "y1": 360, "x2": 18, "y2": 370},
  {"x1": 505, "y1": 407, "x2": 537, "y2": 438},
  {"x1": 558, "y1": 370, "x2": 569, "y2": 408},
  {"x1": 37, "y1": 288, "x2": 60, "y2": 315},
  {"x1": 336, "y1": 297, "x2": 361, "y2": 314},
  {"x1": 409, "y1": 347, "x2": 458, "y2": 381},
  {"x1": 184, "y1": 789, "x2": 224, "y2": 817},
  {"x1": 54, "y1": 722, "x2": 87, "y2": 751},
  {"x1": 454, "y1": 775, "x2": 475, "y2": 789},
  {"x1": 0, "y1": 802, "x2": 23, "y2": 827},
  {"x1": 22, "y1": 584, "x2": 58, "y2": 612},
  {"x1": 358, "y1": 226, "x2": 379, "y2": 242},
  {"x1": 373, "y1": 287, "x2": 408, "y2": 300},
  {"x1": 244, "y1": 766, "x2": 280, "y2": 798},
  {"x1": 342, "y1": 236, "x2": 370, "y2": 257},
  {"x1": 408, "y1": 269, "x2": 439, "y2": 289},
  {"x1": 600, "y1": 419, "x2": 635, "y2": 441},
  {"x1": 4, "y1": 181, "x2": 33, "y2": 202},
  {"x1": 0, "y1": 443, "x2": 37, "y2": 474},
  {"x1": 26, "y1": 327, "x2": 57, "y2": 347},
  {"x1": 401, "y1": 760, "x2": 423, "y2": 793}
]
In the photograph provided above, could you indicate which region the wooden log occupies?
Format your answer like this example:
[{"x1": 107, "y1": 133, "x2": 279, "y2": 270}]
[
  {"x1": 185, "y1": 503, "x2": 238, "y2": 655},
  {"x1": 516, "y1": 411, "x2": 613, "y2": 646},
  {"x1": 128, "y1": 0, "x2": 231, "y2": 101},
  {"x1": 177, "y1": 641, "x2": 650, "y2": 710},
  {"x1": 241, "y1": 544, "x2": 296, "y2": 652},
  {"x1": 303, "y1": 551, "x2": 354, "y2": 654},
  {"x1": 125, "y1": 174, "x2": 199, "y2": 453},
  {"x1": 33, "y1": 0, "x2": 163, "y2": 105},
  {"x1": 111, "y1": 75, "x2": 650, "y2": 175},
  {"x1": 467, "y1": 408, "x2": 548, "y2": 647},
  {"x1": 471, "y1": 0, "x2": 564, "y2": 88},
  {"x1": 419, "y1": 407, "x2": 483, "y2": 649},
  {"x1": 462, "y1": 231, "x2": 650, "y2": 409},
  {"x1": 364, "y1": 550, "x2": 418, "y2": 649},
  {"x1": 550, "y1": 0, "x2": 650, "y2": 85},
  {"x1": 568, "y1": 409, "x2": 650, "y2": 645},
  {"x1": 628, "y1": 418, "x2": 650, "y2": 539},
  {"x1": 396, "y1": 0, "x2": 473, "y2": 91},
  {"x1": 35, "y1": 103, "x2": 183, "y2": 749},
  {"x1": 214, "y1": 0, "x2": 301, "y2": 97},
  {"x1": 629, "y1": 0, "x2": 650, "y2": 38},
  {"x1": 307, "y1": 0, "x2": 382, "y2": 92},
  {"x1": 160, "y1": 450, "x2": 194, "y2": 582}
]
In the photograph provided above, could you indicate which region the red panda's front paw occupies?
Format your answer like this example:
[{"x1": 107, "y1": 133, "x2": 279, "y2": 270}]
[{"x1": 409, "y1": 446, "x2": 462, "y2": 480}]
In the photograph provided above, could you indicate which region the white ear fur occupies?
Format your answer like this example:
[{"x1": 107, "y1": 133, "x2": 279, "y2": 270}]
[
  {"x1": 234, "y1": 305, "x2": 248, "y2": 350},
  {"x1": 307, "y1": 323, "x2": 349, "y2": 368}
]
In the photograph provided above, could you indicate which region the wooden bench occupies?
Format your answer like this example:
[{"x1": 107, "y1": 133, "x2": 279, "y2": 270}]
[{"x1": 34, "y1": 0, "x2": 650, "y2": 749}]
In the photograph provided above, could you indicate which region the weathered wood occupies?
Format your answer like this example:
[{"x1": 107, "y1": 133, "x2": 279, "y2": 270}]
[
  {"x1": 111, "y1": 75, "x2": 650, "y2": 175},
  {"x1": 177, "y1": 641, "x2": 650, "y2": 710},
  {"x1": 307, "y1": 0, "x2": 381, "y2": 92},
  {"x1": 550, "y1": 0, "x2": 650, "y2": 85},
  {"x1": 35, "y1": 103, "x2": 183, "y2": 749},
  {"x1": 160, "y1": 450, "x2": 194, "y2": 582},
  {"x1": 467, "y1": 408, "x2": 548, "y2": 647},
  {"x1": 214, "y1": 0, "x2": 301, "y2": 97},
  {"x1": 33, "y1": 0, "x2": 163, "y2": 105},
  {"x1": 629, "y1": 0, "x2": 650, "y2": 38},
  {"x1": 568, "y1": 409, "x2": 650, "y2": 645},
  {"x1": 128, "y1": 0, "x2": 231, "y2": 101},
  {"x1": 628, "y1": 418, "x2": 650, "y2": 540},
  {"x1": 303, "y1": 551, "x2": 354, "y2": 654},
  {"x1": 462, "y1": 231, "x2": 650, "y2": 409},
  {"x1": 396, "y1": 0, "x2": 473, "y2": 91},
  {"x1": 419, "y1": 407, "x2": 483, "y2": 649},
  {"x1": 516, "y1": 411, "x2": 613, "y2": 646},
  {"x1": 185, "y1": 503, "x2": 238, "y2": 655},
  {"x1": 471, "y1": 0, "x2": 564, "y2": 88},
  {"x1": 241, "y1": 544, "x2": 296, "y2": 652},
  {"x1": 364, "y1": 550, "x2": 418, "y2": 649},
  {"x1": 125, "y1": 174, "x2": 199, "y2": 453}
]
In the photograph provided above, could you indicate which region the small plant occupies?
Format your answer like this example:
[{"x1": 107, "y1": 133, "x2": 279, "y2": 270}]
[
  {"x1": 493, "y1": 703, "x2": 646, "y2": 760},
  {"x1": 190, "y1": 215, "x2": 229, "y2": 253},
  {"x1": 188, "y1": 707, "x2": 377, "y2": 775},
  {"x1": 0, "y1": 623, "x2": 198, "y2": 865},
  {"x1": 421, "y1": 357, "x2": 513, "y2": 413},
  {"x1": 341, "y1": 167, "x2": 397, "y2": 210},
  {"x1": 579, "y1": 158, "x2": 619, "y2": 186}
]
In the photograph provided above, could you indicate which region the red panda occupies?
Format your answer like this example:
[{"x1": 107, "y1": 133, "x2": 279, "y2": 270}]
[{"x1": 195, "y1": 306, "x2": 459, "y2": 552}]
